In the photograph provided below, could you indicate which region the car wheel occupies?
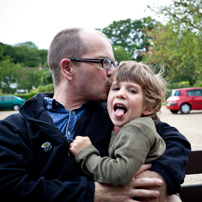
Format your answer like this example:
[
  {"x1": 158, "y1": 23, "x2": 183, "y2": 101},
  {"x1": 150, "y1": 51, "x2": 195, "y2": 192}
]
[
  {"x1": 180, "y1": 103, "x2": 191, "y2": 114},
  {"x1": 13, "y1": 104, "x2": 20, "y2": 111},
  {"x1": 170, "y1": 110, "x2": 178, "y2": 114}
]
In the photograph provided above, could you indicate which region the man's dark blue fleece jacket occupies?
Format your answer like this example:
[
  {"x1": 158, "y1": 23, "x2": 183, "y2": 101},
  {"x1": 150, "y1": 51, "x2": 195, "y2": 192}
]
[{"x1": 0, "y1": 93, "x2": 191, "y2": 201}]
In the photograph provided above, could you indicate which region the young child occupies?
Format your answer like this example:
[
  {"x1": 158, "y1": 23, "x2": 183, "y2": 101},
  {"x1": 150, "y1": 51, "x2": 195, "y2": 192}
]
[{"x1": 69, "y1": 61, "x2": 166, "y2": 187}]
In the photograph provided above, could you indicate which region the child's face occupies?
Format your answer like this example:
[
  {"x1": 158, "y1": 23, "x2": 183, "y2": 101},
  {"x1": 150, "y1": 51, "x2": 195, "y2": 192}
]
[{"x1": 107, "y1": 81, "x2": 151, "y2": 129}]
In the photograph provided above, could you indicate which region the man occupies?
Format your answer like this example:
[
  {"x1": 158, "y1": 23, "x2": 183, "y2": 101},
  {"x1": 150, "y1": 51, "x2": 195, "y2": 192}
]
[{"x1": 0, "y1": 28, "x2": 190, "y2": 201}]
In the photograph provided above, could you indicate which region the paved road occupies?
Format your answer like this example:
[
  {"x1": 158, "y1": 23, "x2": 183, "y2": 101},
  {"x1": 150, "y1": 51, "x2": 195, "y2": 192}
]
[
  {"x1": 0, "y1": 110, "x2": 19, "y2": 120},
  {"x1": 159, "y1": 106, "x2": 202, "y2": 150},
  {"x1": 158, "y1": 107, "x2": 202, "y2": 186}
]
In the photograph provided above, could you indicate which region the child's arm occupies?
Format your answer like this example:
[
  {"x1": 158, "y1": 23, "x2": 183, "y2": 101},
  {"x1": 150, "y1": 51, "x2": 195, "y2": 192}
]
[{"x1": 69, "y1": 118, "x2": 166, "y2": 187}]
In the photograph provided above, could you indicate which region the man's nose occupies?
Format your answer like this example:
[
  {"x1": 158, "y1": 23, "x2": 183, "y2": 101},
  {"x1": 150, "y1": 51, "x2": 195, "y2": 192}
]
[{"x1": 106, "y1": 64, "x2": 115, "y2": 77}]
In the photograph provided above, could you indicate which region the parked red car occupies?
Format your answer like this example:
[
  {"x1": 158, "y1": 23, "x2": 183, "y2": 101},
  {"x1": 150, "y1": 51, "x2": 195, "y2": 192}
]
[{"x1": 166, "y1": 87, "x2": 202, "y2": 114}]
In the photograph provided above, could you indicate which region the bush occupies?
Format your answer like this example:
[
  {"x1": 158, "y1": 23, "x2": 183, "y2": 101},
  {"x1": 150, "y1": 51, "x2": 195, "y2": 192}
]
[
  {"x1": 13, "y1": 84, "x2": 54, "y2": 101},
  {"x1": 14, "y1": 89, "x2": 39, "y2": 101},
  {"x1": 194, "y1": 81, "x2": 202, "y2": 87},
  {"x1": 37, "y1": 83, "x2": 54, "y2": 93},
  {"x1": 167, "y1": 81, "x2": 191, "y2": 90}
]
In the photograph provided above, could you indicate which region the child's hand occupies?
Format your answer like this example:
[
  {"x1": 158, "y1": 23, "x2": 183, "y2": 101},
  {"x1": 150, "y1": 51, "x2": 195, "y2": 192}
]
[{"x1": 69, "y1": 136, "x2": 92, "y2": 156}]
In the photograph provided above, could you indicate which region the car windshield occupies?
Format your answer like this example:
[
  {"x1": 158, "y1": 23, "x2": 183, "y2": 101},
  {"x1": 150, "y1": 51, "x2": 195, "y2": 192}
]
[
  {"x1": 171, "y1": 90, "x2": 181, "y2": 96},
  {"x1": 15, "y1": 96, "x2": 22, "y2": 100}
]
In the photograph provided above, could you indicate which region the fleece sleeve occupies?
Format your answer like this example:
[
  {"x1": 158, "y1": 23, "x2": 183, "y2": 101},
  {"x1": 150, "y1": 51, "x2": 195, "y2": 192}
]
[
  {"x1": 0, "y1": 116, "x2": 94, "y2": 202},
  {"x1": 151, "y1": 121, "x2": 191, "y2": 195}
]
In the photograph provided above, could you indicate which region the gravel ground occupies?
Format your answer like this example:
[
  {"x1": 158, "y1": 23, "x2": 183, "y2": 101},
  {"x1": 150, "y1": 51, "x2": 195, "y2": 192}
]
[
  {"x1": 0, "y1": 110, "x2": 19, "y2": 120},
  {"x1": 159, "y1": 106, "x2": 202, "y2": 151},
  {"x1": 158, "y1": 106, "x2": 202, "y2": 185},
  {"x1": 1, "y1": 107, "x2": 202, "y2": 185}
]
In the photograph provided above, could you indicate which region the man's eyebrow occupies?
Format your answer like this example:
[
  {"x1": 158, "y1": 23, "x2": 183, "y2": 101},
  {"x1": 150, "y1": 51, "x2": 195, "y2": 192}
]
[{"x1": 98, "y1": 56, "x2": 115, "y2": 60}]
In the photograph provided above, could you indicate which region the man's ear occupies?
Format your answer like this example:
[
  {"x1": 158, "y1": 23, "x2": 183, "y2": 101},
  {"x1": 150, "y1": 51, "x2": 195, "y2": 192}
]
[
  {"x1": 142, "y1": 107, "x2": 156, "y2": 116},
  {"x1": 60, "y1": 59, "x2": 73, "y2": 81}
]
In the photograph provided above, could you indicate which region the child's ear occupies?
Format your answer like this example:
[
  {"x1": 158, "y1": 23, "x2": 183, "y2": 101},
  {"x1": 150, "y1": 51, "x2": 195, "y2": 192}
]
[
  {"x1": 142, "y1": 107, "x2": 156, "y2": 116},
  {"x1": 60, "y1": 59, "x2": 73, "y2": 81}
]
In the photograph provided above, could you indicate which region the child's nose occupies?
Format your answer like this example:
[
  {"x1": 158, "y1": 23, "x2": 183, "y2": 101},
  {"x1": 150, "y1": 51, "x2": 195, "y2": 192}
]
[{"x1": 116, "y1": 90, "x2": 127, "y2": 99}]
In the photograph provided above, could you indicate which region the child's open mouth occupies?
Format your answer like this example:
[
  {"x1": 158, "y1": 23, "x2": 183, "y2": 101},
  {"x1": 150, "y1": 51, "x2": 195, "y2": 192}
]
[{"x1": 114, "y1": 104, "x2": 127, "y2": 117}]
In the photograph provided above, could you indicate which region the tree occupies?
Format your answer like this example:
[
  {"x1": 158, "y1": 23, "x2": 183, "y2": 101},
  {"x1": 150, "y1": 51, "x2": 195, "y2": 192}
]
[
  {"x1": 18, "y1": 67, "x2": 52, "y2": 90},
  {"x1": 146, "y1": 0, "x2": 202, "y2": 84},
  {"x1": 112, "y1": 46, "x2": 131, "y2": 62},
  {"x1": 98, "y1": 17, "x2": 158, "y2": 61},
  {"x1": 0, "y1": 41, "x2": 50, "y2": 93},
  {"x1": 0, "y1": 58, "x2": 22, "y2": 94},
  {"x1": 0, "y1": 43, "x2": 15, "y2": 62},
  {"x1": 156, "y1": 0, "x2": 202, "y2": 31},
  {"x1": 39, "y1": 70, "x2": 53, "y2": 85},
  {"x1": 14, "y1": 42, "x2": 41, "y2": 67},
  {"x1": 0, "y1": 41, "x2": 48, "y2": 68},
  {"x1": 0, "y1": 43, "x2": 4, "y2": 61},
  {"x1": 38, "y1": 49, "x2": 48, "y2": 67},
  {"x1": 16, "y1": 41, "x2": 38, "y2": 49}
]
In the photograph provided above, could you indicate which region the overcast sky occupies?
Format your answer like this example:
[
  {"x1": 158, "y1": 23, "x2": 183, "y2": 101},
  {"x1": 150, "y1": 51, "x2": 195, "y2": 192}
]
[{"x1": 0, "y1": 0, "x2": 171, "y2": 50}]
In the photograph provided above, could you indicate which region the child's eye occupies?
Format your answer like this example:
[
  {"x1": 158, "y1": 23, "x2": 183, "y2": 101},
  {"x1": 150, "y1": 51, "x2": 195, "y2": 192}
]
[
  {"x1": 129, "y1": 89, "x2": 136, "y2": 93},
  {"x1": 112, "y1": 87, "x2": 120, "y2": 91}
]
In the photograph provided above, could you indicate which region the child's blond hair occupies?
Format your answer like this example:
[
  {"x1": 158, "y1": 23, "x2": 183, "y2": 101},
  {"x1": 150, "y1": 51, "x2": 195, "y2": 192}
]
[{"x1": 110, "y1": 61, "x2": 166, "y2": 121}]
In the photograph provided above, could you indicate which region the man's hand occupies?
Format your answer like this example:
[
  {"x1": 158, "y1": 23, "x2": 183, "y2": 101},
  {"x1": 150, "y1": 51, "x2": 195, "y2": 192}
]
[
  {"x1": 135, "y1": 170, "x2": 167, "y2": 202},
  {"x1": 69, "y1": 136, "x2": 92, "y2": 156},
  {"x1": 94, "y1": 164, "x2": 163, "y2": 202}
]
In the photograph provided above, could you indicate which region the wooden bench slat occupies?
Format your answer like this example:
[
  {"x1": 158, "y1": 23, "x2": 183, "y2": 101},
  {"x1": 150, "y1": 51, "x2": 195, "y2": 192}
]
[
  {"x1": 180, "y1": 184, "x2": 202, "y2": 202},
  {"x1": 185, "y1": 150, "x2": 202, "y2": 174},
  {"x1": 179, "y1": 150, "x2": 202, "y2": 202}
]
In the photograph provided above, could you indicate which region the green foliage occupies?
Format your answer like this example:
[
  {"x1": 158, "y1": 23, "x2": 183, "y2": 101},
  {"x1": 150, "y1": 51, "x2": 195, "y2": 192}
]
[
  {"x1": 112, "y1": 46, "x2": 131, "y2": 62},
  {"x1": 98, "y1": 17, "x2": 158, "y2": 61},
  {"x1": 160, "y1": 0, "x2": 202, "y2": 31},
  {"x1": 194, "y1": 81, "x2": 202, "y2": 87},
  {"x1": 13, "y1": 42, "x2": 43, "y2": 67},
  {"x1": 39, "y1": 70, "x2": 53, "y2": 85},
  {"x1": 0, "y1": 41, "x2": 50, "y2": 93},
  {"x1": 37, "y1": 83, "x2": 54, "y2": 93},
  {"x1": 14, "y1": 84, "x2": 54, "y2": 101},
  {"x1": 13, "y1": 93, "x2": 29, "y2": 100},
  {"x1": 14, "y1": 89, "x2": 39, "y2": 100},
  {"x1": 17, "y1": 67, "x2": 52, "y2": 91},
  {"x1": 0, "y1": 58, "x2": 22, "y2": 94},
  {"x1": 145, "y1": 0, "x2": 202, "y2": 85},
  {"x1": 38, "y1": 49, "x2": 49, "y2": 67},
  {"x1": 167, "y1": 81, "x2": 191, "y2": 89},
  {"x1": 0, "y1": 41, "x2": 48, "y2": 67},
  {"x1": 13, "y1": 93, "x2": 30, "y2": 101},
  {"x1": 16, "y1": 41, "x2": 38, "y2": 49}
]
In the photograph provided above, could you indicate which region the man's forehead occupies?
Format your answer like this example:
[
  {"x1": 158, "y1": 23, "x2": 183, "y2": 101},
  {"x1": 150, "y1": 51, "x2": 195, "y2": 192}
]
[{"x1": 80, "y1": 29, "x2": 114, "y2": 59}]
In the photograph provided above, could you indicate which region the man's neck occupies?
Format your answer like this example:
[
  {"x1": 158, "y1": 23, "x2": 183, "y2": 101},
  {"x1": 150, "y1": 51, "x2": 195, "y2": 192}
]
[
  {"x1": 53, "y1": 87, "x2": 88, "y2": 111},
  {"x1": 53, "y1": 95, "x2": 84, "y2": 111}
]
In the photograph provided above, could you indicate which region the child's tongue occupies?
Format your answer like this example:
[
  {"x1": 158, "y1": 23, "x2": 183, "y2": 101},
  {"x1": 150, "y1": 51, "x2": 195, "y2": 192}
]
[{"x1": 114, "y1": 108, "x2": 125, "y2": 117}]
